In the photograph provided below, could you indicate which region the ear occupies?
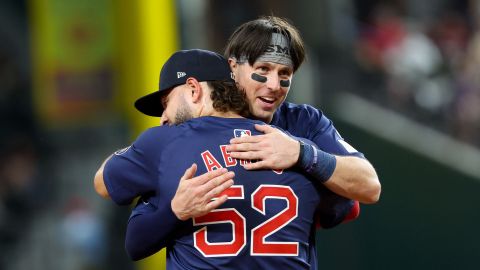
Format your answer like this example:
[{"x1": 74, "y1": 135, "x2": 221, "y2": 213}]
[
  {"x1": 228, "y1": 57, "x2": 238, "y2": 71},
  {"x1": 185, "y1": 77, "x2": 202, "y2": 103},
  {"x1": 228, "y1": 58, "x2": 239, "y2": 81}
]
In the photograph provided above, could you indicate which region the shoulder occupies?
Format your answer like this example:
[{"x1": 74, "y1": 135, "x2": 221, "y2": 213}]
[
  {"x1": 277, "y1": 101, "x2": 321, "y2": 113},
  {"x1": 136, "y1": 126, "x2": 180, "y2": 144},
  {"x1": 274, "y1": 102, "x2": 327, "y2": 123},
  {"x1": 132, "y1": 125, "x2": 187, "y2": 155},
  {"x1": 272, "y1": 102, "x2": 332, "y2": 136}
]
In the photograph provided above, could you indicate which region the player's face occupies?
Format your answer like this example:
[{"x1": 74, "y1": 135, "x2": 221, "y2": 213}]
[
  {"x1": 161, "y1": 86, "x2": 193, "y2": 125},
  {"x1": 231, "y1": 60, "x2": 293, "y2": 123}
]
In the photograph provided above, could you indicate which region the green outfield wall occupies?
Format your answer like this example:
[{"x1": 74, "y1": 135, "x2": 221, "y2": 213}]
[{"x1": 316, "y1": 118, "x2": 480, "y2": 270}]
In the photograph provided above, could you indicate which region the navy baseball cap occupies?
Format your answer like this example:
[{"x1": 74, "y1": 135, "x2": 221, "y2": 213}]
[{"x1": 135, "y1": 49, "x2": 234, "y2": 117}]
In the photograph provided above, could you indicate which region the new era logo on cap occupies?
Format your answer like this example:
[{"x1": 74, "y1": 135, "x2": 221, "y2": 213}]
[{"x1": 177, "y1": 72, "x2": 186, "y2": 78}]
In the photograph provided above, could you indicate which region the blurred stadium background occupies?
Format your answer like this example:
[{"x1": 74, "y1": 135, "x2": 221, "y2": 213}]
[{"x1": 1, "y1": 0, "x2": 479, "y2": 269}]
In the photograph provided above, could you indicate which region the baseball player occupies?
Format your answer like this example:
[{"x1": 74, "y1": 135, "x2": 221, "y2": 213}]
[
  {"x1": 95, "y1": 16, "x2": 380, "y2": 210},
  {"x1": 222, "y1": 16, "x2": 380, "y2": 205},
  {"x1": 98, "y1": 49, "x2": 345, "y2": 269},
  {"x1": 132, "y1": 16, "x2": 380, "y2": 234},
  {"x1": 94, "y1": 15, "x2": 381, "y2": 266}
]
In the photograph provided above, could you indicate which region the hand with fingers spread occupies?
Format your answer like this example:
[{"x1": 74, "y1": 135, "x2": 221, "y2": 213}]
[
  {"x1": 225, "y1": 124, "x2": 300, "y2": 170},
  {"x1": 171, "y1": 163, "x2": 235, "y2": 221}
]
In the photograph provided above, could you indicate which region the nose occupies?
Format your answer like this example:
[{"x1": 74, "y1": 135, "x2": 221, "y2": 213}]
[
  {"x1": 160, "y1": 111, "x2": 170, "y2": 126},
  {"x1": 265, "y1": 74, "x2": 281, "y2": 92}
]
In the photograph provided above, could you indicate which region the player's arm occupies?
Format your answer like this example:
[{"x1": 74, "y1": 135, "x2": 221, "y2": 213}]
[
  {"x1": 125, "y1": 164, "x2": 234, "y2": 260},
  {"x1": 125, "y1": 200, "x2": 181, "y2": 260},
  {"x1": 93, "y1": 145, "x2": 157, "y2": 205},
  {"x1": 94, "y1": 155, "x2": 113, "y2": 198},
  {"x1": 316, "y1": 196, "x2": 360, "y2": 229},
  {"x1": 94, "y1": 127, "x2": 235, "y2": 206},
  {"x1": 226, "y1": 124, "x2": 381, "y2": 204},
  {"x1": 94, "y1": 155, "x2": 234, "y2": 208},
  {"x1": 296, "y1": 138, "x2": 380, "y2": 204},
  {"x1": 93, "y1": 128, "x2": 168, "y2": 205}
]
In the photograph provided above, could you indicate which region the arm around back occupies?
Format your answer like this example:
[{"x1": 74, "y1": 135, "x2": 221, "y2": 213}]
[
  {"x1": 297, "y1": 141, "x2": 381, "y2": 204},
  {"x1": 280, "y1": 103, "x2": 381, "y2": 204},
  {"x1": 125, "y1": 201, "x2": 182, "y2": 260},
  {"x1": 325, "y1": 155, "x2": 381, "y2": 204}
]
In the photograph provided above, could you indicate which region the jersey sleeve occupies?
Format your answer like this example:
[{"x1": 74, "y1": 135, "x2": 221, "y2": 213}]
[
  {"x1": 125, "y1": 198, "x2": 183, "y2": 261},
  {"x1": 103, "y1": 127, "x2": 174, "y2": 205},
  {"x1": 315, "y1": 186, "x2": 356, "y2": 229},
  {"x1": 274, "y1": 103, "x2": 364, "y2": 158},
  {"x1": 310, "y1": 111, "x2": 364, "y2": 158},
  {"x1": 273, "y1": 103, "x2": 362, "y2": 228},
  {"x1": 287, "y1": 105, "x2": 363, "y2": 226}
]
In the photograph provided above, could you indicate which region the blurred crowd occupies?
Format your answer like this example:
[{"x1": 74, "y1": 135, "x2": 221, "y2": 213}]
[
  {"x1": 204, "y1": 0, "x2": 480, "y2": 148},
  {"x1": 353, "y1": 0, "x2": 480, "y2": 147},
  {"x1": 0, "y1": 1, "x2": 115, "y2": 269},
  {"x1": 0, "y1": 11, "x2": 44, "y2": 266}
]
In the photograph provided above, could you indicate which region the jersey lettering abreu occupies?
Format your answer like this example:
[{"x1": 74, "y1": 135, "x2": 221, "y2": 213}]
[{"x1": 104, "y1": 116, "x2": 325, "y2": 269}]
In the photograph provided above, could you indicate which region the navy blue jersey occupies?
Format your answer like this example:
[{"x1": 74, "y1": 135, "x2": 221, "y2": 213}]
[
  {"x1": 272, "y1": 102, "x2": 364, "y2": 158},
  {"x1": 271, "y1": 102, "x2": 364, "y2": 227},
  {"x1": 105, "y1": 117, "x2": 325, "y2": 269}
]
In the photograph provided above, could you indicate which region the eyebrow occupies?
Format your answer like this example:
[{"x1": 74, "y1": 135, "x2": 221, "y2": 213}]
[
  {"x1": 161, "y1": 95, "x2": 169, "y2": 108},
  {"x1": 256, "y1": 61, "x2": 293, "y2": 74},
  {"x1": 161, "y1": 89, "x2": 174, "y2": 108}
]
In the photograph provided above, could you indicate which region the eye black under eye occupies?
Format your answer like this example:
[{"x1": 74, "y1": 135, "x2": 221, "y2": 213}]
[
  {"x1": 251, "y1": 73, "x2": 267, "y2": 83},
  {"x1": 280, "y1": 80, "x2": 290, "y2": 87}
]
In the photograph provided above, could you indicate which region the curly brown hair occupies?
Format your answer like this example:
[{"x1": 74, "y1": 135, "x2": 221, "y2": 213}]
[{"x1": 207, "y1": 80, "x2": 251, "y2": 118}]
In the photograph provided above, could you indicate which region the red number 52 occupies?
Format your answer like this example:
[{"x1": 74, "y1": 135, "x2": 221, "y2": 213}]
[{"x1": 193, "y1": 184, "x2": 298, "y2": 257}]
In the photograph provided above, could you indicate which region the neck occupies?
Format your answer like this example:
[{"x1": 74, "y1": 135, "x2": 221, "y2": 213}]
[
  {"x1": 198, "y1": 105, "x2": 242, "y2": 119},
  {"x1": 210, "y1": 111, "x2": 243, "y2": 118},
  {"x1": 254, "y1": 115, "x2": 273, "y2": 124}
]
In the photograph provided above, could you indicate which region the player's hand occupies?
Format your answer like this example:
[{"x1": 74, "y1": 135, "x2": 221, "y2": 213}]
[
  {"x1": 171, "y1": 163, "x2": 235, "y2": 221},
  {"x1": 225, "y1": 124, "x2": 300, "y2": 170}
]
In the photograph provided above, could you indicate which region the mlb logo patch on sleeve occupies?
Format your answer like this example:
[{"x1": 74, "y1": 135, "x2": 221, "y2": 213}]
[{"x1": 233, "y1": 129, "x2": 251, "y2": 138}]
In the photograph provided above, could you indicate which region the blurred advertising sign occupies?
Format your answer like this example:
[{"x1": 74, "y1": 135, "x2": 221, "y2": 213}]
[{"x1": 30, "y1": 0, "x2": 116, "y2": 127}]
